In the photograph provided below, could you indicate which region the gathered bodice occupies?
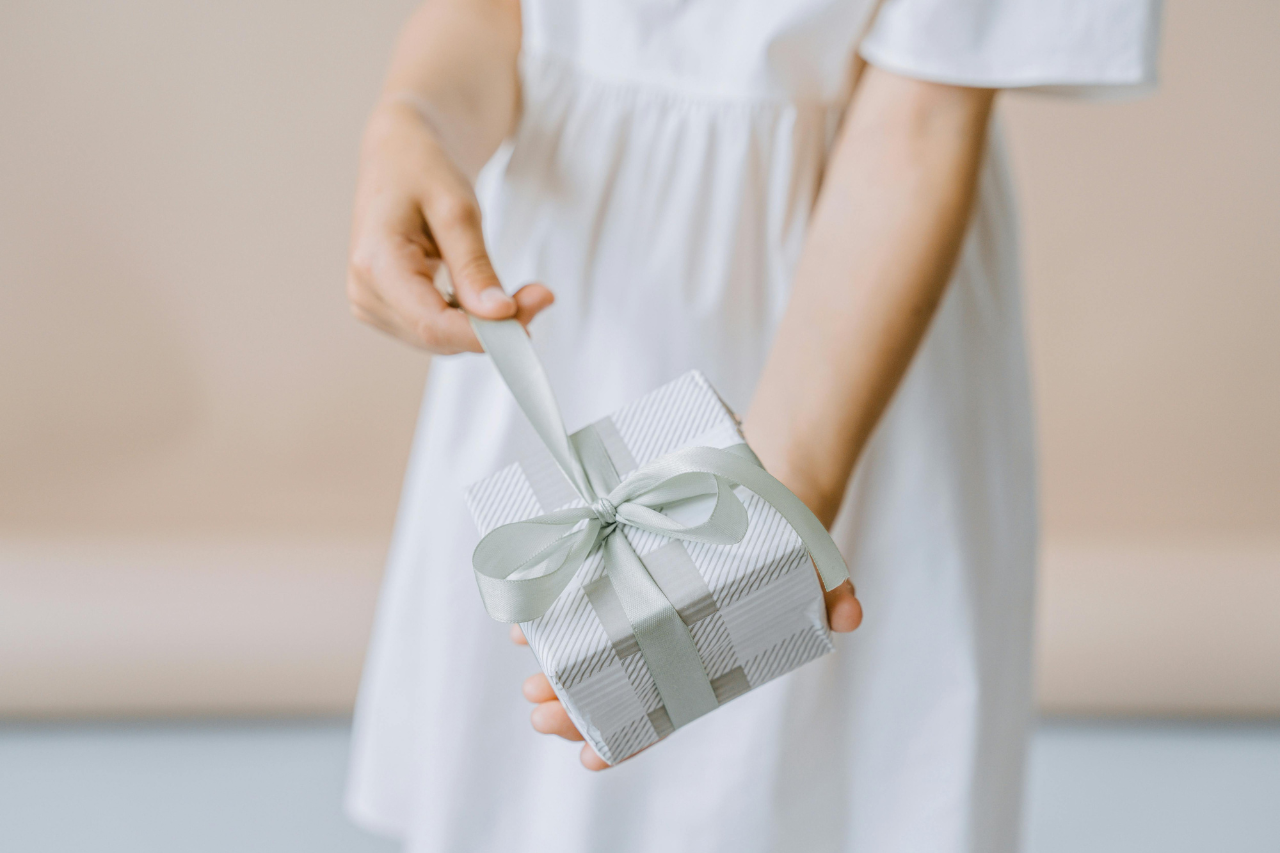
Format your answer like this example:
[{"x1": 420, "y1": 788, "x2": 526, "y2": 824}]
[{"x1": 521, "y1": 0, "x2": 879, "y2": 105}]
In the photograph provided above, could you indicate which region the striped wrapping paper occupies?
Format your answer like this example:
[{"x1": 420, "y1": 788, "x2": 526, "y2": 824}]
[{"x1": 465, "y1": 370, "x2": 833, "y2": 764}]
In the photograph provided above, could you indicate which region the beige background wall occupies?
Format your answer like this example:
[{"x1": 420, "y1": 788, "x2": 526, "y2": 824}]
[
  {"x1": 1, "y1": 0, "x2": 1277, "y2": 718},
  {"x1": 1005, "y1": 0, "x2": 1280, "y2": 714}
]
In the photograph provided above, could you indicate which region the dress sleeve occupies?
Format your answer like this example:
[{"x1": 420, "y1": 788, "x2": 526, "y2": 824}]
[{"x1": 859, "y1": 0, "x2": 1163, "y2": 98}]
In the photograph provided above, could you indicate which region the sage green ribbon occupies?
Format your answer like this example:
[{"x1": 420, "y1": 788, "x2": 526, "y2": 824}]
[{"x1": 469, "y1": 316, "x2": 849, "y2": 730}]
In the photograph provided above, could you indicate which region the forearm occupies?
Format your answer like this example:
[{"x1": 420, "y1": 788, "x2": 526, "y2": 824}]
[
  {"x1": 744, "y1": 67, "x2": 996, "y2": 526},
  {"x1": 374, "y1": 0, "x2": 522, "y2": 177}
]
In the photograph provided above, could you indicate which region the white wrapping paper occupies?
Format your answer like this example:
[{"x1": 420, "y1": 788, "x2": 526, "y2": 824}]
[{"x1": 466, "y1": 370, "x2": 832, "y2": 763}]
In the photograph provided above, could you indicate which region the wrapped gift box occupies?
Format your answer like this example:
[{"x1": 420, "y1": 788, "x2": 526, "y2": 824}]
[{"x1": 465, "y1": 370, "x2": 833, "y2": 764}]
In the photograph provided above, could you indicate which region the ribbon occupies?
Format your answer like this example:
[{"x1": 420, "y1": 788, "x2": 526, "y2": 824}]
[{"x1": 469, "y1": 315, "x2": 849, "y2": 730}]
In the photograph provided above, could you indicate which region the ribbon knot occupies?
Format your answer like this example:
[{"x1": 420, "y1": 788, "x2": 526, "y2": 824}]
[{"x1": 590, "y1": 496, "x2": 618, "y2": 526}]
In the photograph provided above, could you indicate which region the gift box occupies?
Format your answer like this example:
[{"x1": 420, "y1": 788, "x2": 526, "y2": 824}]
[{"x1": 464, "y1": 350, "x2": 843, "y2": 765}]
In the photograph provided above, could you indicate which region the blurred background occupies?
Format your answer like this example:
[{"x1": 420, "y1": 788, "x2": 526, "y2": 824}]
[{"x1": 1, "y1": 0, "x2": 1277, "y2": 851}]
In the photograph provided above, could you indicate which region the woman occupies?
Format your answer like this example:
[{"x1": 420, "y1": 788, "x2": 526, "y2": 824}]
[{"x1": 344, "y1": 1, "x2": 1161, "y2": 850}]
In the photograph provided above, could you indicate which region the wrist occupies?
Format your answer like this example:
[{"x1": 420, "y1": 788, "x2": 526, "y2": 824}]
[
  {"x1": 774, "y1": 463, "x2": 845, "y2": 530},
  {"x1": 363, "y1": 95, "x2": 429, "y2": 156},
  {"x1": 371, "y1": 91, "x2": 491, "y2": 180},
  {"x1": 742, "y1": 417, "x2": 847, "y2": 529}
]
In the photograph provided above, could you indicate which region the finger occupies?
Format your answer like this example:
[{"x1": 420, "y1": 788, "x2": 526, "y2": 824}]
[
  {"x1": 372, "y1": 242, "x2": 481, "y2": 353},
  {"x1": 522, "y1": 673, "x2": 556, "y2": 703},
  {"x1": 349, "y1": 278, "x2": 444, "y2": 350},
  {"x1": 824, "y1": 580, "x2": 863, "y2": 633},
  {"x1": 421, "y1": 191, "x2": 516, "y2": 321},
  {"x1": 350, "y1": 302, "x2": 426, "y2": 350},
  {"x1": 511, "y1": 283, "x2": 555, "y2": 328},
  {"x1": 581, "y1": 740, "x2": 655, "y2": 771},
  {"x1": 510, "y1": 624, "x2": 528, "y2": 646},
  {"x1": 530, "y1": 700, "x2": 584, "y2": 741},
  {"x1": 580, "y1": 744, "x2": 610, "y2": 771}
]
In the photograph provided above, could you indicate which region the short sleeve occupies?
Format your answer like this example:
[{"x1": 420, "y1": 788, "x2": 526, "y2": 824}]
[{"x1": 859, "y1": 0, "x2": 1163, "y2": 99}]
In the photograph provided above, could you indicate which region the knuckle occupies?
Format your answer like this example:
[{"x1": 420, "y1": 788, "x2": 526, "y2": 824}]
[
  {"x1": 345, "y1": 275, "x2": 365, "y2": 303},
  {"x1": 451, "y1": 253, "x2": 497, "y2": 288},
  {"x1": 345, "y1": 276, "x2": 378, "y2": 313},
  {"x1": 431, "y1": 194, "x2": 481, "y2": 231},
  {"x1": 347, "y1": 247, "x2": 376, "y2": 284},
  {"x1": 411, "y1": 316, "x2": 442, "y2": 350}
]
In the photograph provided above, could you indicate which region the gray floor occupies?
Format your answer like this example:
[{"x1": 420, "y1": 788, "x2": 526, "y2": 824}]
[
  {"x1": 1, "y1": 720, "x2": 1277, "y2": 852},
  {"x1": 1024, "y1": 722, "x2": 1280, "y2": 853}
]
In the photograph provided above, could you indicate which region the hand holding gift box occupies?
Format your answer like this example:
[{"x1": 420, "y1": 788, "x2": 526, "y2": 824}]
[{"x1": 464, "y1": 316, "x2": 851, "y2": 765}]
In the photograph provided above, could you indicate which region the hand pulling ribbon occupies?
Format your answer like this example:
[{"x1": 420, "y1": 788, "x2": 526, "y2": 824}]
[{"x1": 468, "y1": 315, "x2": 849, "y2": 730}]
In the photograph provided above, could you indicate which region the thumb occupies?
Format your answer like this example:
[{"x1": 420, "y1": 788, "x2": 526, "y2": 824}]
[
  {"x1": 424, "y1": 194, "x2": 516, "y2": 320},
  {"x1": 824, "y1": 580, "x2": 862, "y2": 633}
]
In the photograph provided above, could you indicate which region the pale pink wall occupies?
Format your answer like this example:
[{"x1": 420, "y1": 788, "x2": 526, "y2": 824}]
[{"x1": 1, "y1": 0, "x2": 1276, "y2": 717}]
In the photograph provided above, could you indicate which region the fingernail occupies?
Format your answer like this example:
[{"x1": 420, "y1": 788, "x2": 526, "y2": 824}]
[{"x1": 479, "y1": 287, "x2": 514, "y2": 311}]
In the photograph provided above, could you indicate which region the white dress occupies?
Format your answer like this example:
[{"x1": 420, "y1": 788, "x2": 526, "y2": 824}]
[{"x1": 346, "y1": 1, "x2": 1161, "y2": 851}]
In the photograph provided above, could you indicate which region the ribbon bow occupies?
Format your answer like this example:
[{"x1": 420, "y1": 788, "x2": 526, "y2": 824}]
[{"x1": 469, "y1": 317, "x2": 848, "y2": 729}]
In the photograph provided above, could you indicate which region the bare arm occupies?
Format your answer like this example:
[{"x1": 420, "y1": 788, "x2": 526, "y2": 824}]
[
  {"x1": 347, "y1": 0, "x2": 552, "y2": 354},
  {"x1": 745, "y1": 66, "x2": 996, "y2": 528},
  {"x1": 377, "y1": 0, "x2": 521, "y2": 175}
]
